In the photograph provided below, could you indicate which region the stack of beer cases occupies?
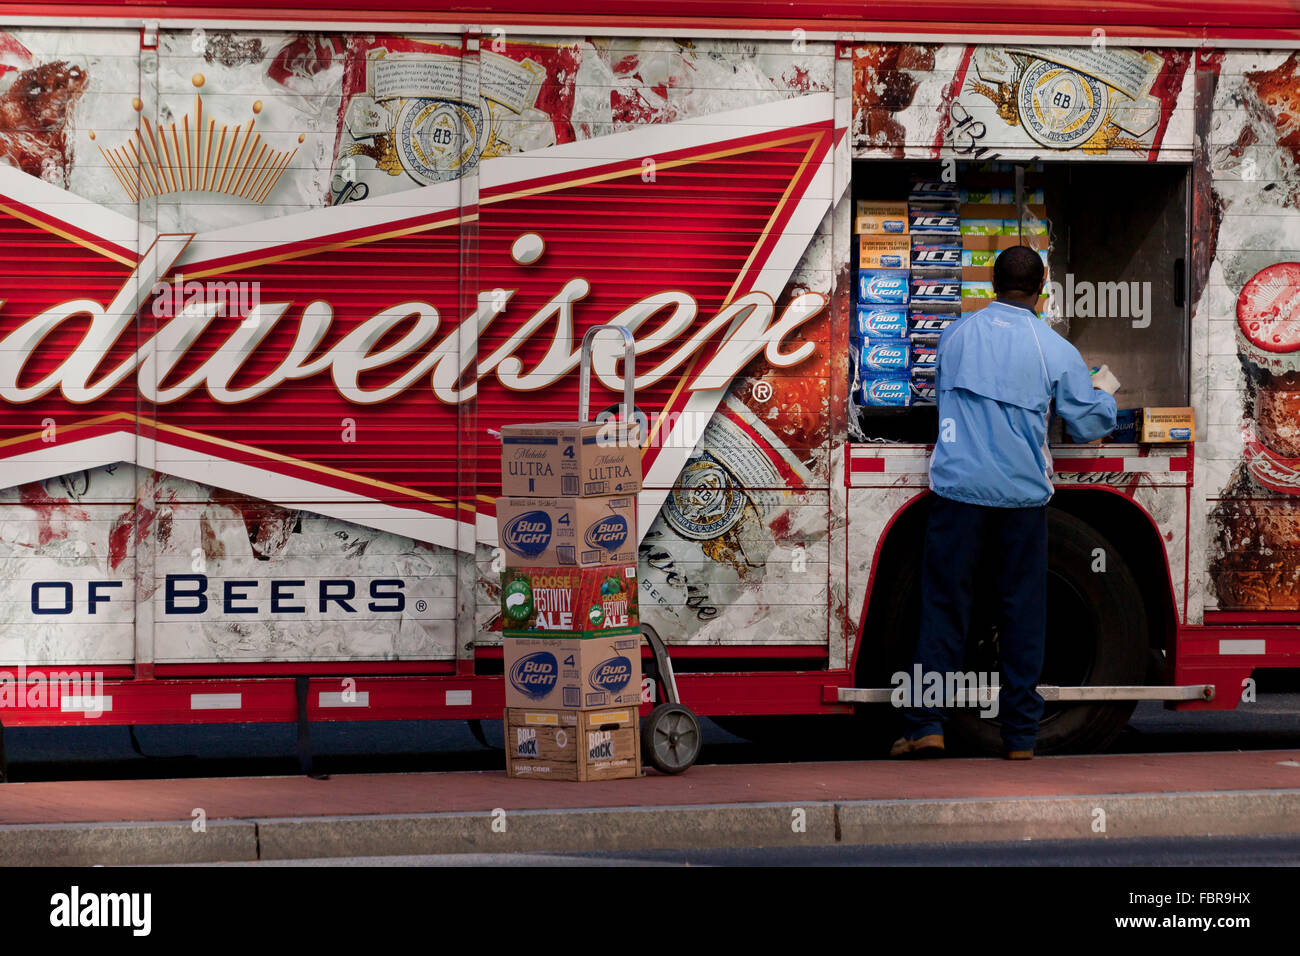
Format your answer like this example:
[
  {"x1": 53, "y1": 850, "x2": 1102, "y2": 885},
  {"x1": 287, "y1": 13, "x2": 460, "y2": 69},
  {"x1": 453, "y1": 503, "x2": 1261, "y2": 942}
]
[
  {"x1": 957, "y1": 162, "x2": 1050, "y2": 319},
  {"x1": 497, "y1": 420, "x2": 644, "y2": 781},
  {"x1": 854, "y1": 201, "x2": 912, "y2": 407},
  {"x1": 906, "y1": 181, "x2": 964, "y2": 405}
]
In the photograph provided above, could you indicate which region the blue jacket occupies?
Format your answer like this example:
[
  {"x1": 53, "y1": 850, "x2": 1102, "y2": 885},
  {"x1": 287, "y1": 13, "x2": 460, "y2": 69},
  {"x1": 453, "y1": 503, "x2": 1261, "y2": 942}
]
[{"x1": 929, "y1": 300, "x2": 1117, "y2": 508}]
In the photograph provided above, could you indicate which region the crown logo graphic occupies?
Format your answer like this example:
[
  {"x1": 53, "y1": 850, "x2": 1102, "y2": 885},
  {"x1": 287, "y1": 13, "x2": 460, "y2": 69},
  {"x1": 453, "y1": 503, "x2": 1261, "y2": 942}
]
[{"x1": 89, "y1": 73, "x2": 304, "y2": 203}]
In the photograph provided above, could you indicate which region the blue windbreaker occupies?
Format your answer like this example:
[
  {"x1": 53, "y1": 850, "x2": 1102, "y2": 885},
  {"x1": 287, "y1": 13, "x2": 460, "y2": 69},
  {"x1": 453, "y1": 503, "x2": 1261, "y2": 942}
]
[{"x1": 928, "y1": 300, "x2": 1118, "y2": 508}]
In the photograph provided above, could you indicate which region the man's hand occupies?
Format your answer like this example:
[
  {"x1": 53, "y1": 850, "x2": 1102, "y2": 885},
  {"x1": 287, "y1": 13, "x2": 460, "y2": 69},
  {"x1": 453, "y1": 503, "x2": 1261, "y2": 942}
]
[{"x1": 1090, "y1": 364, "x2": 1121, "y2": 396}]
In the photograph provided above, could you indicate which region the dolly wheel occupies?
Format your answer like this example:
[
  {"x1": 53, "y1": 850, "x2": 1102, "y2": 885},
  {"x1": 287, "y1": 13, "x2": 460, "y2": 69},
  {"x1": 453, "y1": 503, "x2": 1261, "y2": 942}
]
[{"x1": 642, "y1": 703, "x2": 701, "y2": 774}]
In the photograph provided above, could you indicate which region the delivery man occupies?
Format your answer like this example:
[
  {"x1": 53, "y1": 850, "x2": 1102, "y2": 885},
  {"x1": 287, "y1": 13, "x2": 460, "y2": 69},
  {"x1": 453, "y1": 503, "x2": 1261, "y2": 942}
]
[{"x1": 891, "y1": 245, "x2": 1119, "y2": 760}]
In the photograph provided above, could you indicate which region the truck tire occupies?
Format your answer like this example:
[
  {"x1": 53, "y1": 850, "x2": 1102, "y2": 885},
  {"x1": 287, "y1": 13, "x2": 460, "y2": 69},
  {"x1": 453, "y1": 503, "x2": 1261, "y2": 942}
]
[{"x1": 863, "y1": 507, "x2": 1149, "y2": 755}]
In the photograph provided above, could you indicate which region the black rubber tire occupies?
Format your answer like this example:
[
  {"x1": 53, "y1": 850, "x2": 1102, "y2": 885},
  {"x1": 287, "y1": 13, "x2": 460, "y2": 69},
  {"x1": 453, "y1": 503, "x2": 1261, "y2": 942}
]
[
  {"x1": 642, "y1": 703, "x2": 702, "y2": 774},
  {"x1": 862, "y1": 507, "x2": 1149, "y2": 755}
]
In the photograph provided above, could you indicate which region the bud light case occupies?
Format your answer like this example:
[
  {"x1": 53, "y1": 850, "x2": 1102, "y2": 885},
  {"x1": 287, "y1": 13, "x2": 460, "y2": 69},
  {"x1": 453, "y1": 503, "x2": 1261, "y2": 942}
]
[
  {"x1": 854, "y1": 307, "x2": 908, "y2": 339},
  {"x1": 860, "y1": 340, "x2": 911, "y2": 373},
  {"x1": 860, "y1": 375, "x2": 912, "y2": 407},
  {"x1": 497, "y1": 494, "x2": 636, "y2": 567},
  {"x1": 502, "y1": 628, "x2": 642, "y2": 709},
  {"x1": 858, "y1": 269, "x2": 910, "y2": 305}
]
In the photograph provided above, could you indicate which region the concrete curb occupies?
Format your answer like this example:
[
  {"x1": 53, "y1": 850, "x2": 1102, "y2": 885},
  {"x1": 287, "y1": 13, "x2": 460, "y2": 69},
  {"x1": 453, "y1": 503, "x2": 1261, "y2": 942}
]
[
  {"x1": 258, "y1": 802, "x2": 836, "y2": 860},
  {"x1": 4, "y1": 790, "x2": 1300, "y2": 864},
  {"x1": 837, "y1": 790, "x2": 1300, "y2": 844},
  {"x1": 0, "y1": 820, "x2": 257, "y2": 866}
]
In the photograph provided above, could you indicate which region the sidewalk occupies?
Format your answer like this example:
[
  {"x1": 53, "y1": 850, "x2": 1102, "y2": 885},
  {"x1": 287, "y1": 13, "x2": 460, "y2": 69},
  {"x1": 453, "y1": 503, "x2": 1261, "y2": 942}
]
[{"x1": 3, "y1": 749, "x2": 1300, "y2": 864}]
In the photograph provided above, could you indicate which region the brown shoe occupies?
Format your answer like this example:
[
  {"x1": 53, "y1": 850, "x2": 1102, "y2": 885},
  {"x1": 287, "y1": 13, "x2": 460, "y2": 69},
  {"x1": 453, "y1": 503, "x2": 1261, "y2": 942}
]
[
  {"x1": 1003, "y1": 749, "x2": 1034, "y2": 760},
  {"x1": 890, "y1": 734, "x2": 945, "y2": 758}
]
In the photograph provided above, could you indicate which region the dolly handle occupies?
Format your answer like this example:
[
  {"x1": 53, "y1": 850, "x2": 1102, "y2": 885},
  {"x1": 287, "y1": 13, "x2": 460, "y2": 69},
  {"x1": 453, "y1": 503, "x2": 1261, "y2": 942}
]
[{"x1": 579, "y1": 324, "x2": 635, "y2": 426}]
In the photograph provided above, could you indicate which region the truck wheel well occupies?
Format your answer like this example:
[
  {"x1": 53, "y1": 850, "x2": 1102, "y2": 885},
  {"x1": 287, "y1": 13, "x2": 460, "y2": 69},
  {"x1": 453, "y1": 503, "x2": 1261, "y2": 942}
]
[
  {"x1": 1048, "y1": 489, "x2": 1178, "y2": 656},
  {"x1": 854, "y1": 489, "x2": 1178, "y2": 682}
]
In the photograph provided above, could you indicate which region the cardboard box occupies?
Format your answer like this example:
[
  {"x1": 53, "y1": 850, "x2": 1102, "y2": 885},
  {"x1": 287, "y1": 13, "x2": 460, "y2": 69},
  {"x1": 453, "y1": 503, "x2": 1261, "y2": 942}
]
[
  {"x1": 962, "y1": 296, "x2": 1048, "y2": 313},
  {"x1": 858, "y1": 234, "x2": 911, "y2": 268},
  {"x1": 855, "y1": 201, "x2": 909, "y2": 235},
  {"x1": 505, "y1": 707, "x2": 641, "y2": 781},
  {"x1": 503, "y1": 628, "x2": 643, "y2": 710},
  {"x1": 500, "y1": 564, "x2": 638, "y2": 631},
  {"x1": 1140, "y1": 407, "x2": 1194, "y2": 443},
  {"x1": 497, "y1": 494, "x2": 636, "y2": 568},
  {"x1": 962, "y1": 233, "x2": 1049, "y2": 251},
  {"x1": 1071, "y1": 407, "x2": 1140, "y2": 445},
  {"x1": 959, "y1": 203, "x2": 1048, "y2": 219},
  {"x1": 500, "y1": 421, "x2": 641, "y2": 498},
  {"x1": 1110, "y1": 408, "x2": 1140, "y2": 443}
]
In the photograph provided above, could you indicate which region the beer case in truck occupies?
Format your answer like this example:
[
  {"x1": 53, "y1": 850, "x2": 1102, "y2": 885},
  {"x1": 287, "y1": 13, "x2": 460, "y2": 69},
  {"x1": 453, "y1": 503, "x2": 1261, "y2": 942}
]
[{"x1": 0, "y1": 4, "x2": 1295, "y2": 755}]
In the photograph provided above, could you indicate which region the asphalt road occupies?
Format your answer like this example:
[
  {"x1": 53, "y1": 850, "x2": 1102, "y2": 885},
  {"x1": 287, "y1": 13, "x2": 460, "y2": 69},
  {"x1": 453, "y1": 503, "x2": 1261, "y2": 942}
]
[
  {"x1": 187, "y1": 833, "x2": 1300, "y2": 867},
  {"x1": 5, "y1": 683, "x2": 1300, "y2": 782}
]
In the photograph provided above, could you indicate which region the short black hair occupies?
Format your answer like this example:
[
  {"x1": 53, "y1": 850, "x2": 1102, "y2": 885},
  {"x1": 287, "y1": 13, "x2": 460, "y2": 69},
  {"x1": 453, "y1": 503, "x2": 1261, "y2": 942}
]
[{"x1": 993, "y1": 245, "x2": 1046, "y2": 296}]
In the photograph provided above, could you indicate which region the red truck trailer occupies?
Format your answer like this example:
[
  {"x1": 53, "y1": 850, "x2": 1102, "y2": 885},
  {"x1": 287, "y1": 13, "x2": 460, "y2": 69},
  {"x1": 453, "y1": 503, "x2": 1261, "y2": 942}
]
[{"x1": 1, "y1": 1, "x2": 1298, "y2": 765}]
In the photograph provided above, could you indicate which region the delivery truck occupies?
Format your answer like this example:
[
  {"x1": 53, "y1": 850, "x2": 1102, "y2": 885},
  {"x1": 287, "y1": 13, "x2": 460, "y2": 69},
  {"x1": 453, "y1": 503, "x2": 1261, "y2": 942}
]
[{"x1": 0, "y1": 0, "x2": 1298, "y2": 765}]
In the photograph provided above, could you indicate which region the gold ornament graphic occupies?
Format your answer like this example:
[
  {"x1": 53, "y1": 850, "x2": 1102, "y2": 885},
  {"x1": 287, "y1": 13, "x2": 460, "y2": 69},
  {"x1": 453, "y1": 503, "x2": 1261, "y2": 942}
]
[{"x1": 90, "y1": 74, "x2": 302, "y2": 203}]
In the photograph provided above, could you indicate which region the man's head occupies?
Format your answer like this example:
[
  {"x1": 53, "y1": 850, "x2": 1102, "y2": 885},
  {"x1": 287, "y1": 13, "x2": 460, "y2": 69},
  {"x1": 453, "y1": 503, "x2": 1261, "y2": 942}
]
[{"x1": 993, "y1": 245, "x2": 1046, "y2": 308}]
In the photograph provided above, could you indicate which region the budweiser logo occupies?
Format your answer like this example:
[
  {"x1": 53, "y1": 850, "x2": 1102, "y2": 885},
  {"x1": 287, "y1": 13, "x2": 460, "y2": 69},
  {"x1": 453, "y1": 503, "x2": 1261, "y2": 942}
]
[
  {"x1": 0, "y1": 94, "x2": 837, "y2": 548},
  {"x1": 0, "y1": 234, "x2": 823, "y2": 408}
]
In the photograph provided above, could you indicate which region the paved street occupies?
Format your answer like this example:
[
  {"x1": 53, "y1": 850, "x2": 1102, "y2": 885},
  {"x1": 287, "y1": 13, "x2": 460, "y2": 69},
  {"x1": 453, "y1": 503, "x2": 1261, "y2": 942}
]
[{"x1": 189, "y1": 833, "x2": 1300, "y2": 866}]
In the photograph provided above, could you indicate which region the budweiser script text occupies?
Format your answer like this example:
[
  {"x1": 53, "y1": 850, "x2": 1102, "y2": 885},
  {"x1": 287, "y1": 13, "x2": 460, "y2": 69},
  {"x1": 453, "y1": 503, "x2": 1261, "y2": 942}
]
[{"x1": 0, "y1": 234, "x2": 826, "y2": 408}]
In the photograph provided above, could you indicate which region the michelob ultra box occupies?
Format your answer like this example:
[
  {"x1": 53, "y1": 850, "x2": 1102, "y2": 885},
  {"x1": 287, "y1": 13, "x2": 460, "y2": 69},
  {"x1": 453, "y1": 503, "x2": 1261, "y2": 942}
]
[
  {"x1": 497, "y1": 494, "x2": 636, "y2": 568},
  {"x1": 858, "y1": 234, "x2": 911, "y2": 269},
  {"x1": 502, "y1": 628, "x2": 643, "y2": 710},
  {"x1": 505, "y1": 706, "x2": 641, "y2": 781},
  {"x1": 500, "y1": 565, "x2": 638, "y2": 632},
  {"x1": 500, "y1": 421, "x2": 641, "y2": 497}
]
